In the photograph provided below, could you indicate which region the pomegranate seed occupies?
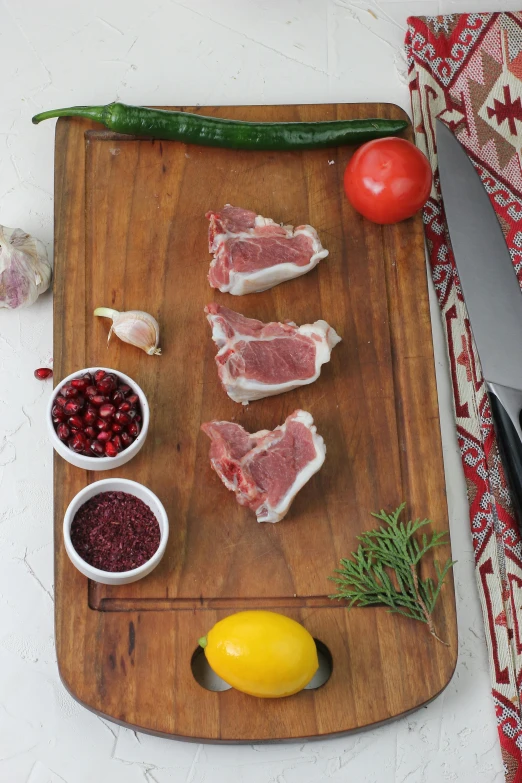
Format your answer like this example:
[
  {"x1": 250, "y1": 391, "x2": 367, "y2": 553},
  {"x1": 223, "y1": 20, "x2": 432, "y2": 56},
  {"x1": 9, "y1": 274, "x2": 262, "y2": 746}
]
[
  {"x1": 118, "y1": 383, "x2": 132, "y2": 396},
  {"x1": 99, "y1": 403, "x2": 116, "y2": 418},
  {"x1": 68, "y1": 415, "x2": 84, "y2": 430},
  {"x1": 83, "y1": 409, "x2": 97, "y2": 425},
  {"x1": 83, "y1": 372, "x2": 93, "y2": 382},
  {"x1": 121, "y1": 432, "x2": 133, "y2": 447},
  {"x1": 112, "y1": 435, "x2": 123, "y2": 452},
  {"x1": 85, "y1": 385, "x2": 98, "y2": 399},
  {"x1": 51, "y1": 403, "x2": 65, "y2": 421},
  {"x1": 118, "y1": 401, "x2": 131, "y2": 412},
  {"x1": 111, "y1": 423, "x2": 123, "y2": 433},
  {"x1": 64, "y1": 400, "x2": 82, "y2": 416},
  {"x1": 90, "y1": 395, "x2": 107, "y2": 407},
  {"x1": 56, "y1": 423, "x2": 70, "y2": 441},
  {"x1": 105, "y1": 441, "x2": 118, "y2": 458},
  {"x1": 95, "y1": 418, "x2": 110, "y2": 431},
  {"x1": 128, "y1": 420, "x2": 140, "y2": 437},
  {"x1": 76, "y1": 396, "x2": 86, "y2": 410},
  {"x1": 55, "y1": 395, "x2": 67, "y2": 408},
  {"x1": 71, "y1": 378, "x2": 89, "y2": 391},
  {"x1": 34, "y1": 367, "x2": 53, "y2": 380},
  {"x1": 84, "y1": 426, "x2": 96, "y2": 439},
  {"x1": 90, "y1": 440, "x2": 105, "y2": 457},
  {"x1": 97, "y1": 376, "x2": 117, "y2": 395},
  {"x1": 114, "y1": 411, "x2": 131, "y2": 426},
  {"x1": 69, "y1": 432, "x2": 87, "y2": 453},
  {"x1": 97, "y1": 431, "x2": 111, "y2": 442},
  {"x1": 127, "y1": 394, "x2": 139, "y2": 407},
  {"x1": 61, "y1": 385, "x2": 78, "y2": 398},
  {"x1": 111, "y1": 390, "x2": 125, "y2": 406},
  {"x1": 135, "y1": 414, "x2": 142, "y2": 422},
  {"x1": 94, "y1": 370, "x2": 106, "y2": 383}
]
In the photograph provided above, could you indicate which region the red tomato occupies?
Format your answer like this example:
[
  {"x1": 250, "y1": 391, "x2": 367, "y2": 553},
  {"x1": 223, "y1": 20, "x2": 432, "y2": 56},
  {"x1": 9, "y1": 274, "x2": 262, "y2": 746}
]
[{"x1": 343, "y1": 137, "x2": 432, "y2": 224}]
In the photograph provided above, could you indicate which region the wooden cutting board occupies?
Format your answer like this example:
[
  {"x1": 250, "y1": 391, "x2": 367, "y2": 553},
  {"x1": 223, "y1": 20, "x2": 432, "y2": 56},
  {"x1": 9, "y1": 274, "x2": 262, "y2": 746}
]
[{"x1": 53, "y1": 103, "x2": 457, "y2": 741}]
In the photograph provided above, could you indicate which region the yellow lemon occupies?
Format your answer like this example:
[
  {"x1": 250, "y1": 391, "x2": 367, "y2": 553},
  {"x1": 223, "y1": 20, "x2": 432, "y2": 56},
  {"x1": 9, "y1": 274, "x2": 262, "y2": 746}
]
[{"x1": 199, "y1": 610, "x2": 319, "y2": 698}]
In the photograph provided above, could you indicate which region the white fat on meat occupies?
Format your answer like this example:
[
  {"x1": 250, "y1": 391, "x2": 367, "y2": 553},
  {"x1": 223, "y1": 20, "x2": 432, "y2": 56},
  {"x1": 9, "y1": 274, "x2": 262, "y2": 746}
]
[
  {"x1": 206, "y1": 205, "x2": 329, "y2": 295},
  {"x1": 205, "y1": 304, "x2": 341, "y2": 404},
  {"x1": 201, "y1": 410, "x2": 326, "y2": 523}
]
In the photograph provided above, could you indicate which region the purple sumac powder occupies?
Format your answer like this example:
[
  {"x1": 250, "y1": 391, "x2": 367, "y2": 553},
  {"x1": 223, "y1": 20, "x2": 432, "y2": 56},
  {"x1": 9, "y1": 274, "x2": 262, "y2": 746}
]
[{"x1": 70, "y1": 491, "x2": 161, "y2": 572}]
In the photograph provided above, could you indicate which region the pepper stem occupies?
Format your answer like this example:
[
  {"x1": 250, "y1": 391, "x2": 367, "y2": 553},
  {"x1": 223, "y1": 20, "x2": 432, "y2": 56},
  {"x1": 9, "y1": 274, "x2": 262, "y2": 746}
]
[
  {"x1": 198, "y1": 636, "x2": 208, "y2": 649},
  {"x1": 32, "y1": 105, "x2": 108, "y2": 125},
  {"x1": 94, "y1": 307, "x2": 119, "y2": 321}
]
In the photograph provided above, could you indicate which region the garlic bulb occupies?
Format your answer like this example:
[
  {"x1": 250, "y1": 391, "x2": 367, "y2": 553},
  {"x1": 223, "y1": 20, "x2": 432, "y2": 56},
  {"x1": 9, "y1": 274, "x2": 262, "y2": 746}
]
[
  {"x1": 94, "y1": 307, "x2": 161, "y2": 355},
  {"x1": 0, "y1": 225, "x2": 52, "y2": 309}
]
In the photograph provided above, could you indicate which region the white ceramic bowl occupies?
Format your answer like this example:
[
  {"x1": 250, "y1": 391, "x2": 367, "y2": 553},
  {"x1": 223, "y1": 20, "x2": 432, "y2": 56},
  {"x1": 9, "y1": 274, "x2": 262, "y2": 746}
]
[
  {"x1": 47, "y1": 367, "x2": 149, "y2": 470},
  {"x1": 63, "y1": 478, "x2": 169, "y2": 585}
]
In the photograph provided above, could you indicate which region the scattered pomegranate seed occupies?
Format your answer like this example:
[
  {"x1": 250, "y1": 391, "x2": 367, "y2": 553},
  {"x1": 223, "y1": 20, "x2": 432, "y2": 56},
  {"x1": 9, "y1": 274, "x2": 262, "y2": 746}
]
[
  {"x1": 99, "y1": 403, "x2": 116, "y2": 418},
  {"x1": 112, "y1": 435, "x2": 123, "y2": 452},
  {"x1": 68, "y1": 415, "x2": 84, "y2": 430},
  {"x1": 84, "y1": 426, "x2": 97, "y2": 439},
  {"x1": 90, "y1": 395, "x2": 107, "y2": 407},
  {"x1": 114, "y1": 411, "x2": 131, "y2": 426},
  {"x1": 90, "y1": 440, "x2": 105, "y2": 456},
  {"x1": 105, "y1": 441, "x2": 118, "y2": 458},
  {"x1": 121, "y1": 432, "x2": 133, "y2": 447},
  {"x1": 94, "y1": 370, "x2": 107, "y2": 383},
  {"x1": 71, "y1": 378, "x2": 89, "y2": 391},
  {"x1": 97, "y1": 431, "x2": 111, "y2": 442},
  {"x1": 64, "y1": 400, "x2": 82, "y2": 416},
  {"x1": 57, "y1": 423, "x2": 70, "y2": 441},
  {"x1": 34, "y1": 367, "x2": 53, "y2": 380},
  {"x1": 128, "y1": 420, "x2": 140, "y2": 438}
]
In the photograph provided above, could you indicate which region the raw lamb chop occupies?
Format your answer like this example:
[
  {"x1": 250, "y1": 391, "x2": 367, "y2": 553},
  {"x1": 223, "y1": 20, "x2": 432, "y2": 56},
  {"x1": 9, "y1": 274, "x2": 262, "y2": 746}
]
[
  {"x1": 205, "y1": 303, "x2": 341, "y2": 404},
  {"x1": 206, "y1": 205, "x2": 329, "y2": 295},
  {"x1": 201, "y1": 410, "x2": 326, "y2": 523}
]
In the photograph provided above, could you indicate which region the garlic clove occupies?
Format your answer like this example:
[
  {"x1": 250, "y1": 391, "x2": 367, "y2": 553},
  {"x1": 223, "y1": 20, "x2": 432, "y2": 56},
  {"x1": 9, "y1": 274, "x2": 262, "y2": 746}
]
[{"x1": 94, "y1": 307, "x2": 161, "y2": 356}]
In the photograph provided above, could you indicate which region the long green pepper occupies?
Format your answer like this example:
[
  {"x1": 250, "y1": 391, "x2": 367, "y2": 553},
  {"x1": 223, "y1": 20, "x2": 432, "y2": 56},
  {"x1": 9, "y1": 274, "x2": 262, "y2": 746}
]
[{"x1": 32, "y1": 102, "x2": 408, "y2": 151}]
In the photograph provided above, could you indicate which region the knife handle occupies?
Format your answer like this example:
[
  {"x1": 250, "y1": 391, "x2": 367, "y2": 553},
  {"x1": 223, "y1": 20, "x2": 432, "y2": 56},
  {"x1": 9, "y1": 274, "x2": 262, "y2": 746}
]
[{"x1": 487, "y1": 382, "x2": 522, "y2": 524}]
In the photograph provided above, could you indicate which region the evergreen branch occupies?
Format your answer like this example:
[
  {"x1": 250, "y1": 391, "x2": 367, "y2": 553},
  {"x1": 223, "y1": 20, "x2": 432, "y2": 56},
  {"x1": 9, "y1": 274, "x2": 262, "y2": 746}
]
[{"x1": 328, "y1": 504, "x2": 454, "y2": 644}]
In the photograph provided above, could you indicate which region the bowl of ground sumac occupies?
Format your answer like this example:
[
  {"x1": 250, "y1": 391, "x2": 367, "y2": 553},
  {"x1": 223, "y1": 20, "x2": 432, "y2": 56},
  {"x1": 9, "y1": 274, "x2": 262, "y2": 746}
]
[{"x1": 63, "y1": 478, "x2": 169, "y2": 585}]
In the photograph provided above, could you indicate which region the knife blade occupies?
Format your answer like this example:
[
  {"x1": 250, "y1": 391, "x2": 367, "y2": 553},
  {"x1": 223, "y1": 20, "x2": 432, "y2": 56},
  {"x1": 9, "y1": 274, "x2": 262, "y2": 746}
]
[{"x1": 437, "y1": 119, "x2": 522, "y2": 522}]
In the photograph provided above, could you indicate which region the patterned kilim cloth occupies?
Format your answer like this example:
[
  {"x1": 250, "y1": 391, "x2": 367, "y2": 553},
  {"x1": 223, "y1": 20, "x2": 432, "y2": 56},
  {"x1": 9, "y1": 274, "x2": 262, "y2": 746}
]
[{"x1": 405, "y1": 12, "x2": 522, "y2": 782}]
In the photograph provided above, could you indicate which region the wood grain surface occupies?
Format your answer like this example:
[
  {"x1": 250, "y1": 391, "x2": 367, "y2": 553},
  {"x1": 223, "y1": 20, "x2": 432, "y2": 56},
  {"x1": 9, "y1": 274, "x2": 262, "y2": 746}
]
[{"x1": 53, "y1": 103, "x2": 457, "y2": 741}]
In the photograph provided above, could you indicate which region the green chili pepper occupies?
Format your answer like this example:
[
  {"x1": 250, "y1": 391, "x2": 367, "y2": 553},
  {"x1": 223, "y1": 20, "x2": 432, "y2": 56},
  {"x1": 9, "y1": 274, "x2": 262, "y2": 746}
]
[{"x1": 32, "y1": 102, "x2": 408, "y2": 151}]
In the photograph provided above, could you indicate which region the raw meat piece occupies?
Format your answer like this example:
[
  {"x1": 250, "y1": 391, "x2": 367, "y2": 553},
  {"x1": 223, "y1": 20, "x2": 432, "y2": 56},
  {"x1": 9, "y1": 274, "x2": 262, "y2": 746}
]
[
  {"x1": 201, "y1": 410, "x2": 326, "y2": 523},
  {"x1": 206, "y1": 204, "x2": 329, "y2": 295},
  {"x1": 205, "y1": 303, "x2": 341, "y2": 404}
]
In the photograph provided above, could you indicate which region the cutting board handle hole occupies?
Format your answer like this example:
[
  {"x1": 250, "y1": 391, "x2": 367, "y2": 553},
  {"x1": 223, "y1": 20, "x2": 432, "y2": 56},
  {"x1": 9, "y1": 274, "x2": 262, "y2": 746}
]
[
  {"x1": 191, "y1": 646, "x2": 232, "y2": 692},
  {"x1": 305, "y1": 639, "x2": 333, "y2": 690},
  {"x1": 191, "y1": 638, "x2": 332, "y2": 693}
]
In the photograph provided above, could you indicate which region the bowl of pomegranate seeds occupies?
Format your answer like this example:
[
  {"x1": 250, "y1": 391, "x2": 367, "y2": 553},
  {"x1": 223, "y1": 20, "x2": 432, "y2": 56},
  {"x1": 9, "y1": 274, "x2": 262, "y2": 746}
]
[
  {"x1": 47, "y1": 367, "x2": 149, "y2": 470},
  {"x1": 63, "y1": 478, "x2": 169, "y2": 585}
]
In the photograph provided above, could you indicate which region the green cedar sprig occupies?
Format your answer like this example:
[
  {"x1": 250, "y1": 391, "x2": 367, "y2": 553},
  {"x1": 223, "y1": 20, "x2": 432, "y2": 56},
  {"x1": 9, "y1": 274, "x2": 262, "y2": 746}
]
[{"x1": 328, "y1": 503, "x2": 454, "y2": 644}]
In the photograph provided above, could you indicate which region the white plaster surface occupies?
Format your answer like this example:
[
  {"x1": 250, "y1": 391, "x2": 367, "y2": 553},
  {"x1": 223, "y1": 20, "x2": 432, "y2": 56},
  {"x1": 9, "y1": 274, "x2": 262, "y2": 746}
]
[{"x1": 0, "y1": 0, "x2": 518, "y2": 780}]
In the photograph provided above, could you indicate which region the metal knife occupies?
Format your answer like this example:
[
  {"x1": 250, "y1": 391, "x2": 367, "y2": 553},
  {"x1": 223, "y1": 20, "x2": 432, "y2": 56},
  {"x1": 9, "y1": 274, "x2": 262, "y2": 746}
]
[{"x1": 437, "y1": 119, "x2": 522, "y2": 522}]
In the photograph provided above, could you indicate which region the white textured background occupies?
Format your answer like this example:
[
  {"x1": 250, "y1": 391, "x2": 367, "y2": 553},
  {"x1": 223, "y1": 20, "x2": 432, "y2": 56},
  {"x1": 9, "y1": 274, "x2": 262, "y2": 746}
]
[{"x1": 0, "y1": 1, "x2": 518, "y2": 781}]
